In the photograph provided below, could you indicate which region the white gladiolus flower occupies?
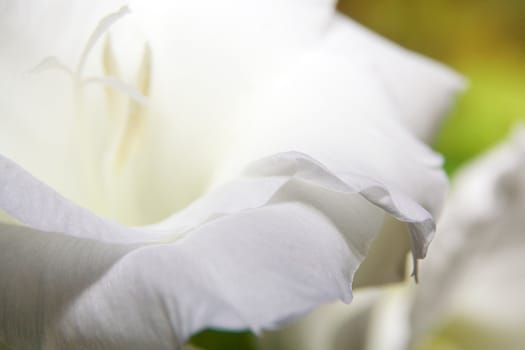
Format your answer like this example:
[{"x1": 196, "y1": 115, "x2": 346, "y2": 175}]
[
  {"x1": 0, "y1": 1, "x2": 462, "y2": 349},
  {"x1": 274, "y1": 126, "x2": 525, "y2": 350}
]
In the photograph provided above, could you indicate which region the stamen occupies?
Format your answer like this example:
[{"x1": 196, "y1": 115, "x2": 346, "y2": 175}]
[
  {"x1": 110, "y1": 43, "x2": 152, "y2": 172},
  {"x1": 112, "y1": 104, "x2": 145, "y2": 172},
  {"x1": 135, "y1": 44, "x2": 152, "y2": 96},
  {"x1": 102, "y1": 35, "x2": 119, "y2": 78},
  {"x1": 83, "y1": 76, "x2": 148, "y2": 106},
  {"x1": 30, "y1": 6, "x2": 152, "y2": 181},
  {"x1": 27, "y1": 56, "x2": 74, "y2": 78},
  {"x1": 28, "y1": 6, "x2": 145, "y2": 105},
  {"x1": 76, "y1": 6, "x2": 130, "y2": 75},
  {"x1": 411, "y1": 255, "x2": 419, "y2": 283},
  {"x1": 102, "y1": 35, "x2": 121, "y2": 115}
]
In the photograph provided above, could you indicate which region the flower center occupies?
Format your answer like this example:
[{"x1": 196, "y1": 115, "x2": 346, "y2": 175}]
[
  {"x1": 31, "y1": 6, "x2": 158, "y2": 223},
  {"x1": 32, "y1": 6, "x2": 149, "y2": 172}
]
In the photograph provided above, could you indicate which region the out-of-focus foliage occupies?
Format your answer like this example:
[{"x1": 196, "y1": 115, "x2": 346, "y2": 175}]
[
  {"x1": 412, "y1": 316, "x2": 520, "y2": 350},
  {"x1": 338, "y1": 0, "x2": 525, "y2": 61},
  {"x1": 437, "y1": 59, "x2": 525, "y2": 173},
  {"x1": 189, "y1": 330, "x2": 256, "y2": 350},
  {"x1": 338, "y1": 0, "x2": 525, "y2": 175}
]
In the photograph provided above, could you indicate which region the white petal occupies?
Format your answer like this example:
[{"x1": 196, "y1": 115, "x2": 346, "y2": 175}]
[
  {"x1": 1, "y1": 2, "x2": 458, "y2": 227},
  {"x1": 1, "y1": 150, "x2": 436, "y2": 348},
  {"x1": 147, "y1": 150, "x2": 436, "y2": 264},
  {"x1": 119, "y1": 3, "x2": 458, "y2": 222},
  {"x1": 0, "y1": 0, "x2": 126, "y2": 70},
  {"x1": 207, "y1": 42, "x2": 448, "y2": 263},
  {"x1": 325, "y1": 15, "x2": 465, "y2": 141},
  {"x1": 0, "y1": 223, "x2": 134, "y2": 350},
  {"x1": 83, "y1": 202, "x2": 374, "y2": 342},
  {"x1": 212, "y1": 43, "x2": 448, "y2": 216},
  {"x1": 129, "y1": 0, "x2": 337, "y2": 81},
  {"x1": 108, "y1": 0, "x2": 337, "y2": 222},
  {"x1": 0, "y1": 188, "x2": 377, "y2": 349},
  {"x1": 0, "y1": 154, "x2": 152, "y2": 243},
  {"x1": 352, "y1": 217, "x2": 410, "y2": 287},
  {"x1": 125, "y1": 4, "x2": 456, "y2": 284}
]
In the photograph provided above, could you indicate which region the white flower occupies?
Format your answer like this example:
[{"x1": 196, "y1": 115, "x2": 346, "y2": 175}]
[
  {"x1": 274, "y1": 126, "x2": 525, "y2": 350},
  {"x1": 0, "y1": 1, "x2": 462, "y2": 349}
]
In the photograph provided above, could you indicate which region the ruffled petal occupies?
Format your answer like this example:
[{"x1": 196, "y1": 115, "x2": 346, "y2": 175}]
[
  {"x1": 120, "y1": 2, "x2": 459, "y2": 223},
  {"x1": 178, "y1": 7, "x2": 458, "y2": 285},
  {"x1": 0, "y1": 154, "x2": 149, "y2": 243},
  {"x1": 1, "y1": 147, "x2": 436, "y2": 348},
  {"x1": 1, "y1": 2, "x2": 459, "y2": 226},
  {"x1": 0, "y1": 198, "x2": 361, "y2": 349},
  {"x1": 205, "y1": 41, "x2": 449, "y2": 266},
  {"x1": 0, "y1": 223, "x2": 134, "y2": 350},
  {"x1": 0, "y1": 157, "x2": 389, "y2": 349},
  {"x1": 211, "y1": 42, "x2": 448, "y2": 216},
  {"x1": 264, "y1": 127, "x2": 525, "y2": 350}
]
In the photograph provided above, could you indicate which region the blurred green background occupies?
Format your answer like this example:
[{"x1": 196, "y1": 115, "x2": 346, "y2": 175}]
[{"x1": 190, "y1": 1, "x2": 525, "y2": 349}]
